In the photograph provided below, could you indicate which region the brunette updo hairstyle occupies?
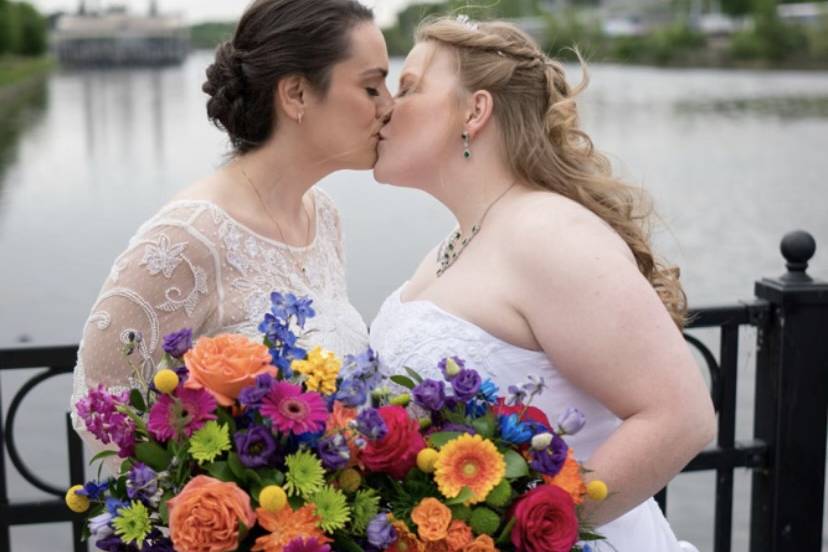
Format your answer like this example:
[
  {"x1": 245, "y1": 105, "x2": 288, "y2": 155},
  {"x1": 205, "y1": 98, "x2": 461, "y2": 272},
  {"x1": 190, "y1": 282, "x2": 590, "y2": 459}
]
[{"x1": 203, "y1": 0, "x2": 374, "y2": 154}]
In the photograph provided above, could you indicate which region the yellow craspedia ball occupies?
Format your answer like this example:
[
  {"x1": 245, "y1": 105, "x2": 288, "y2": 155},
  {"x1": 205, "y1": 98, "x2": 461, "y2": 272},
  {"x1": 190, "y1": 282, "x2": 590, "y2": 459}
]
[
  {"x1": 417, "y1": 448, "x2": 440, "y2": 473},
  {"x1": 587, "y1": 480, "x2": 608, "y2": 501},
  {"x1": 153, "y1": 369, "x2": 179, "y2": 394},
  {"x1": 338, "y1": 468, "x2": 362, "y2": 493},
  {"x1": 65, "y1": 485, "x2": 90, "y2": 513},
  {"x1": 259, "y1": 485, "x2": 288, "y2": 512}
]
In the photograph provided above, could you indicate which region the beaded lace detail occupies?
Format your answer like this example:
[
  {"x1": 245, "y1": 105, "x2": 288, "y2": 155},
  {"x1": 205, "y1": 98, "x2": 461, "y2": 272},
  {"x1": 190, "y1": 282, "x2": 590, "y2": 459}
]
[{"x1": 71, "y1": 188, "x2": 368, "y2": 459}]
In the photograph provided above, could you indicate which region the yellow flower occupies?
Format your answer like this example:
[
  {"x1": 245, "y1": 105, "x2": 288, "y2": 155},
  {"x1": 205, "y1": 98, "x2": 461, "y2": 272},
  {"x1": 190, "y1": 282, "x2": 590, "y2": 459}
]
[
  {"x1": 291, "y1": 347, "x2": 341, "y2": 395},
  {"x1": 65, "y1": 485, "x2": 90, "y2": 513},
  {"x1": 587, "y1": 479, "x2": 608, "y2": 501},
  {"x1": 434, "y1": 435, "x2": 505, "y2": 505},
  {"x1": 153, "y1": 369, "x2": 179, "y2": 394},
  {"x1": 417, "y1": 448, "x2": 440, "y2": 473},
  {"x1": 259, "y1": 485, "x2": 288, "y2": 512}
]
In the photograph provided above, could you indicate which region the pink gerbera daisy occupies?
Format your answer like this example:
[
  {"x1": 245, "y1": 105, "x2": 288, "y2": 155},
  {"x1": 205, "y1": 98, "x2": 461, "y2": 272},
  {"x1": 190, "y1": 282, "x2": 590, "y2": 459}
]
[
  {"x1": 148, "y1": 386, "x2": 217, "y2": 441},
  {"x1": 260, "y1": 382, "x2": 327, "y2": 435}
]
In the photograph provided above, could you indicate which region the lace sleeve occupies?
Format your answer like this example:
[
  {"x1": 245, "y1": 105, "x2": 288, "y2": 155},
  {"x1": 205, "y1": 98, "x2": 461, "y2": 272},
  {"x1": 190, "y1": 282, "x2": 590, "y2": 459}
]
[{"x1": 70, "y1": 215, "x2": 218, "y2": 467}]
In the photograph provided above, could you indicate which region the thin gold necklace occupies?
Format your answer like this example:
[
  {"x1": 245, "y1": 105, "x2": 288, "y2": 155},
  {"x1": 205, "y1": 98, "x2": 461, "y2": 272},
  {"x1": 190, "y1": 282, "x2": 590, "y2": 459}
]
[
  {"x1": 436, "y1": 180, "x2": 517, "y2": 277},
  {"x1": 240, "y1": 166, "x2": 313, "y2": 283}
]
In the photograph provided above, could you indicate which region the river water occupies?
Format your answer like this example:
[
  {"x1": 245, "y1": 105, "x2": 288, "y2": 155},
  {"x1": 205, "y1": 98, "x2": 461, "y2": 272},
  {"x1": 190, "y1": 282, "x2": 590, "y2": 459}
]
[{"x1": 1, "y1": 51, "x2": 827, "y2": 551}]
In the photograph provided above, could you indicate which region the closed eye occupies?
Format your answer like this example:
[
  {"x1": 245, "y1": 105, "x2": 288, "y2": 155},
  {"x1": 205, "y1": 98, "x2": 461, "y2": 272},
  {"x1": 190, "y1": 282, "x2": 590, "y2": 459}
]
[{"x1": 366, "y1": 87, "x2": 380, "y2": 97}]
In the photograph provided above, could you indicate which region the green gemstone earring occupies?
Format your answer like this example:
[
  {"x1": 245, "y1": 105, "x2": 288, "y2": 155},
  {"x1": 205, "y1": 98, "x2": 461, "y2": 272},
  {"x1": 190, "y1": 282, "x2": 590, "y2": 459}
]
[{"x1": 462, "y1": 131, "x2": 471, "y2": 159}]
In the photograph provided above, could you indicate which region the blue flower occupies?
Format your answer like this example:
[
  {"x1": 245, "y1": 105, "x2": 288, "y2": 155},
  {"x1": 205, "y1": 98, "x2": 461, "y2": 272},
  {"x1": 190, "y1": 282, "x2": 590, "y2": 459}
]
[
  {"x1": 366, "y1": 513, "x2": 397, "y2": 549},
  {"x1": 317, "y1": 433, "x2": 351, "y2": 471},
  {"x1": 270, "y1": 292, "x2": 316, "y2": 327},
  {"x1": 465, "y1": 399, "x2": 488, "y2": 418},
  {"x1": 499, "y1": 413, "x2": 534, "y2": 445},
  {"x1": 507, "y1": 384, "x2": 527, "y2": 406},
  {"x1": 355, "y1": 408, "x2": 388, "y2": 441},
  {"x1": 343, "y1": 348, "x2": 382, "y2": 387},
  {"x1": 478, "y1": 379, "x2": 499, "y2": 403},
  {"x1": 557, "y1": 407, "x2": 586, "y2": 435},
  {"x1": 77, "y1": 480, "x2": 109, "y2": 500},
  {"x1": 336, "y1": 377, "x2": 368, "y2": 407},
  {"x1": 127, "y1": 462, "x2": 158, "y2": 503}
]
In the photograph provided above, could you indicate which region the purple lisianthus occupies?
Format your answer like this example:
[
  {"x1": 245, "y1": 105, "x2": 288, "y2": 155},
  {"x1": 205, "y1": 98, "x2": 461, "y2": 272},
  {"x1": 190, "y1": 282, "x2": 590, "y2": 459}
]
[
  {"x1": 451, "y1": 369, "x2": 481, "y2": 402},
  {"x1": 239, "y1": 373, "x2": 276, "y2": 409},
  {"x1": 413, "y1": 379, "x2": 446, "y2": 411},
  {"x1": 438, "y1": 356, "x2": 466, "y2": 379},
  {"x1": 141, "y1": 531, "x2": 175, "y2": 552},
  {"x1": 161, "y1": 328, "x2": 192, "y2": 358},
  {"x1": 557, "y1": 407, "x2": 586, "y2": 436},
  {"x1": 530, "y1": 433, "x2": 568, "y2": 476},
  {"x1": 335, "y1": 377, "x2": 368, "y2": 407},
  {"x1": 366, "y1": 513, "x2": 397, "y2": 549},
  {"x1": 354, "y1": 408, "x2": 388, "y2": 441},
  {"x1": 75, "y1": 385, "x2": 136, "y2": 457},
  {"x1": 95, "y1": 534, "x2": 131, "y2": 551},
  {"x1": 317, "y1": 433, "x2": 351, "y2": 470},
  {"x1": 233, "y1": 425, "x2": 277, "y2": 468},
  {"x1": 127, "y1": 462, "x2": 158, "y2": 503}
]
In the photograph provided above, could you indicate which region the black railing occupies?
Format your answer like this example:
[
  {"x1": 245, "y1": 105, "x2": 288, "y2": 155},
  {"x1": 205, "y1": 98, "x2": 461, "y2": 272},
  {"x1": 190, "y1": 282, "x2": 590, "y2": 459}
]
[{"x1": 1, "y1": 230, "x2": 826, "y2": 552}]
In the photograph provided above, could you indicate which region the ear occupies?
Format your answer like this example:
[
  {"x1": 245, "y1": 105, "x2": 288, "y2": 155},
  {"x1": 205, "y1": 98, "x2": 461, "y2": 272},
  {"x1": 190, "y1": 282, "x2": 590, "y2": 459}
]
[
  {"x1": 464, "y1": 89, "x2": 494, "y2": 138},
  {"x1": 275, "y1": 74, "x2": 308, "y2": 122}
]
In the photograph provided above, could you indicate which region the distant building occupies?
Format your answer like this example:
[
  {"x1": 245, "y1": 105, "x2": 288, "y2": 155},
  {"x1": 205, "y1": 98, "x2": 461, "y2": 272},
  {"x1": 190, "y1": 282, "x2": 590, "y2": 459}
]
[
  {"x1": 777, "y1": 2, "x2": 828, "y2": 27},
  {"x1": 52, "y1": 2, "x2": 189, "y2": 66}
]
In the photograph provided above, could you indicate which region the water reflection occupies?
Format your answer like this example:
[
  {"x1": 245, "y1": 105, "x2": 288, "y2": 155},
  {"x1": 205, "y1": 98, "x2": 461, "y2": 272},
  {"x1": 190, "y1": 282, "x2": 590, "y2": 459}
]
[
  {"x1": 0, "y1": 79, "x2": 49, "y2": 217},
  {"x1": 675, "y1": 94, "x2": 828, "y2": 119}
]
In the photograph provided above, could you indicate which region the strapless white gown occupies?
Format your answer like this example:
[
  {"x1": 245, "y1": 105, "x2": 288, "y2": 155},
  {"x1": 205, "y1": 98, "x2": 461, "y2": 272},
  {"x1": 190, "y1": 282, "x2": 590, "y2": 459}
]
[{"x1": 369, "y1": 284, "x2": 698, "y2": 552}]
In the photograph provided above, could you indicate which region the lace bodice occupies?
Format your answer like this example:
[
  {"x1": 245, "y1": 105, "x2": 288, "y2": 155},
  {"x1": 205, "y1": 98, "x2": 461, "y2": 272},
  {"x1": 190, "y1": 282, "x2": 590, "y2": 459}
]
[
  {"x1": 71, "y1": 188, "x2": 368, "y2": 453},
  {"x1": 369, "y1": 284, "x2": 690, "y2": 551}
]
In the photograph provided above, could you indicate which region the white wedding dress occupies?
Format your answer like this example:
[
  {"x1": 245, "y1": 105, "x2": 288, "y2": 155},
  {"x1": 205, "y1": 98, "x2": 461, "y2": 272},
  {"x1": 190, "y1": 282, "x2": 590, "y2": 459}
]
[
  {"x1": 71, "y1": 187, "x2": 369, "y2": 453},
  {"x1": 369, "y1": 284, "x2": 699, "y2": 552}
]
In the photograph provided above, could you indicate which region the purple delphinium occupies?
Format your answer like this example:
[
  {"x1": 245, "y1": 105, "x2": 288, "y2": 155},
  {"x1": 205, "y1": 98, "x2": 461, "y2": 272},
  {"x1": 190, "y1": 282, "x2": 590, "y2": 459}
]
[
  {"x1": 366, "y1": 513, "x2": 397, "y2": 549},
  {"x1": 335, "y1": 377, "x2": 368, "y2": 407},
  {"x1": 75, "y1": 385, "x2": 136, "y2": 457},
  {"x1": 557, "y1": 407, "x2": 586, "y2": 436},
  {"x1": 530, "y1": 433, "x2": 569, "y2": 476},
  {"x1": 77, "y1": 480, "x2": 109, "y2": 500},
  {"x1": 506, "y1": 384, "x2": 527, "y2": 406},
  {"x1": 438, "y1": 356, "x2": 466, "y2": 379},
  {"x1": 161, "y1": 328, "x2": 192, "y2": 358},
  {"x1": 354, "y1": 408, "x2": 388, "y2": 441},
  {"x1": 317, "y1": 433, "x2": 351, "y2": 471},
  {"x1": 233, "y1": 425, "x2": 277, "y2": 468},
  {"x1": 412, "y1": 379, "x2": 446, "y2": 411},
  {"x1": 239, "y1": 373, "x2": 276, "y2": 409},
  {"x1": 451, "y1": 369, "x2": 481, "y2": 402},
  {"x1": 127, "y1": 463, "x2": 158, "y2": 503}
]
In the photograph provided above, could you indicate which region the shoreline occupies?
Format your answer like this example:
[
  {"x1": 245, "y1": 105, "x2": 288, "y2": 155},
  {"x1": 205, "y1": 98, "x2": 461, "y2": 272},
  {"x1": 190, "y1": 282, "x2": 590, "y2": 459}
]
[{"x1": 0, "y1": 56, "x2": 54, "y2": 103}]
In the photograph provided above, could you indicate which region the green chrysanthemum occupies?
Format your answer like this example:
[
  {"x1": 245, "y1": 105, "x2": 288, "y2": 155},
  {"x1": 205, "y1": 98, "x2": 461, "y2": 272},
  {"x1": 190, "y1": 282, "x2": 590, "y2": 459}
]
[
  {"x1": 450, "y1": 503, "x2": 472, "y2": 522},
  {"x1": 284, "y1": 450, "x2": 325, "y2": 497},
  {"x1": 485, "y1": 478, "x2": 513, "y2": 508},
  {"x1": 470, "y1": 506, "x2": 500, "y2": 536},
  {"x1": 113, "y1": 501, "x2": 152, "y2": 546},
  {"x1": 189, "y1": 421, "x2": 231, "y2": 464},
  {"x1": 310, "y1": 485, "x2": 351, "y2": 532},
  {"x1": 351, "y1": 488, "x2": 380, "y2": 535}
]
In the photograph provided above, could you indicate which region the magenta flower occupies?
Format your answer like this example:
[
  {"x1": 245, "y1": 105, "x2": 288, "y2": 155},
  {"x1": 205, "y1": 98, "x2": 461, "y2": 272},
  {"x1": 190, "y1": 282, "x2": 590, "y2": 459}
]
[
  {"x1": 260, "y1": 382, "x2": 327, "y2": 435},
  {"x1": 75, "y1": 385, "x2": 136, "y2": 457},
  {"x1": 148, "y1": 386, "x2": 217, "y2": 441},
  {"x1": 283, "y1": 537, "x2": 331, "y2": 552}
]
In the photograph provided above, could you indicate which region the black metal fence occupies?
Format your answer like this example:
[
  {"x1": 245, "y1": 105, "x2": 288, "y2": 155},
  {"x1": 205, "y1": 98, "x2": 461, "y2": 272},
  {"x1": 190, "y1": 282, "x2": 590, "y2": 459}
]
[{"x1": 1, "y1": 230, "x2": 826, "y2": 552}]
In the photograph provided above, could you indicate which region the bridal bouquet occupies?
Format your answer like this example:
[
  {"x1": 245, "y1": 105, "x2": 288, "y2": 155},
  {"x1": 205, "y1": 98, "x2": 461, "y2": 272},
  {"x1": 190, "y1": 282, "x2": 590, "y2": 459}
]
[
  {"x1": 354, "y1": 361, "x2": 608, "y2": 552},
  {"x1": 67, "y1": 291, "x2": 385, "y2": 552}
]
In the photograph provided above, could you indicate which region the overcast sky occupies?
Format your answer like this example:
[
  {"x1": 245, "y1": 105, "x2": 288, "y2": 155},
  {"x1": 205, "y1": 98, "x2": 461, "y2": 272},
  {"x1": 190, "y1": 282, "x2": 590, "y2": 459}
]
[{"x1": 27, "y1": 0, "x2": 420, "y2": 27}]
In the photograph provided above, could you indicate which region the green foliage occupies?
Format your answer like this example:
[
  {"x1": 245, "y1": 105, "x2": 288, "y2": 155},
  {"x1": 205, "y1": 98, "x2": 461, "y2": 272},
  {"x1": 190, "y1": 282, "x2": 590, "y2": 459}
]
[
  {"x1": 190, "y1": 21, "x2": 236, "y2": 50},
  {"x1": 0, "y1": 2, "x2": 47, "y2": 56}
]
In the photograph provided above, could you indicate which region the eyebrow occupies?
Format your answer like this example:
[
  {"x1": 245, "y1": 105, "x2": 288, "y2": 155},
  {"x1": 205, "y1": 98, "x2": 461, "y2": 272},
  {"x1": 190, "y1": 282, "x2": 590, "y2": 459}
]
[{"x1": 361, "y1": 67, "x2": 388, "y2": 78}]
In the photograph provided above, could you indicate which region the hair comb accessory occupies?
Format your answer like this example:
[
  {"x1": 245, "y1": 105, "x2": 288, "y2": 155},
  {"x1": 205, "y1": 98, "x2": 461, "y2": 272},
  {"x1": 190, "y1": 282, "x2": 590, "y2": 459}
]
[{"x1": 455, "y1": 14, "x2": 479, "y2": 31}]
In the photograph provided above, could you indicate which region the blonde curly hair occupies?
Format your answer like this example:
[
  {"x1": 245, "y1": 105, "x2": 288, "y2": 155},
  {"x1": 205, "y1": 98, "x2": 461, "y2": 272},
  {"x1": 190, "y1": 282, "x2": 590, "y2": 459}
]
[{"x1": 416, "y1": 17, "x2": 687, "y2": 328}]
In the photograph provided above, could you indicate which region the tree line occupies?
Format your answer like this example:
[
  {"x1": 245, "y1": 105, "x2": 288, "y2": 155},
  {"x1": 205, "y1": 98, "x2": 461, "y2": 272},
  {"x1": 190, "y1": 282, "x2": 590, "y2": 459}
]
[{"x1": 0, "y1": 0, "x2": 47, "y2": 57}]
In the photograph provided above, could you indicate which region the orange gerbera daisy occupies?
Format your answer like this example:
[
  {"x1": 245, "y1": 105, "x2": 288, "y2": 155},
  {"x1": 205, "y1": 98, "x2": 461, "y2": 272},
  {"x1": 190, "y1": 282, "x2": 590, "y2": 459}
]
[
  {"x1": 543, "y1": 449, "x2": 587, "y2": 505},
  {"x1": 389, "y1": 519, "x2": 425, "y2": 552},
  {"x1": 252, "y1": 504, "x2": 332, "y2": 552},
  {"x1": 434, "y1": 435, "x2": 505, "y2": 504}
]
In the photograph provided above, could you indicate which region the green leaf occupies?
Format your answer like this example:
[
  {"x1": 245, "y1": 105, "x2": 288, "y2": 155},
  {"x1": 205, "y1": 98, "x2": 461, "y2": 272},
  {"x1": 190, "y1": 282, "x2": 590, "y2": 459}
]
[
  {"x1": 89, "y1": 449, "x2": 118, "y2": 466},
  {"x1": 333, "y1": 532, "x2": 364, "y2": 552},
  {"x1": 228, "y1": 452, "x2": 246, "y2": 482},
  {"x1": 471, "y1": 412, "x2": 496, "y2": 439},
  {"x1": 245, "y1": 469, "x2": 263, "y2": 486},
  {"x1": 206, "y1": 461, "x2": 234, "y2": 482},
  {"x1": 447, "y1": 486, "x2": 474, "y2": 505},
  {"x1": 258, "y1": 468, "x2": 284, "y2": 486},
  {"x1": 129, "y1": 389, "x2": 147, "y2": 412},
  {"x1": 216, "y1": 408, "x2": 237, "y2": 434},
  {"x1": 135, "y1": 441, "x2": 173, "y2": 471},
  {"x1": 503, "y1": 449, "x2": 530, "y2": 479},
  {"x1": 390, "y1": 375, "x2": 416, "y2": 390},
  {"x1": 427, "y1": 431, "x2": 462, "y2": 449},
  {"x1": 159, "y1": 495, "x2": 171, "y2": 525},
  {"x1": 404, "y1": 367, "x2": 424, "y2": 384},
  {"x1": 579, "y1": 531, "x2": 605, "y2": 541},
  {"x1": 495, "y1": 516, "x2": 517, "y2": 545}
]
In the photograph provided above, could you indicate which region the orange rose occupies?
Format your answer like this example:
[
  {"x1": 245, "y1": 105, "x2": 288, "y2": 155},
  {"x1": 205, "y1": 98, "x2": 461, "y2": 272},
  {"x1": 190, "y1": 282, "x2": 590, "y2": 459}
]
[
  {"x1": 167, "y1": 475, "x2": 256, "y2": 552},
  {"x1": 463, "y1": 535, "x2": 498, "y2": 552},
  {"x1": 425, "y1": 540, "x2": 452, "y2": 552},
  {"x1": 411, "y1": 498, "x2": 452, "y2": 541},
  {"x1": 184, "y1": 334, "x2": 276, "y2": 406},
  {"x1": 445, "y1": 520, "x2": 473, "y2": 551},
  {"x1": 390, "y1": 519, "x2": 426, "y2": 552}
]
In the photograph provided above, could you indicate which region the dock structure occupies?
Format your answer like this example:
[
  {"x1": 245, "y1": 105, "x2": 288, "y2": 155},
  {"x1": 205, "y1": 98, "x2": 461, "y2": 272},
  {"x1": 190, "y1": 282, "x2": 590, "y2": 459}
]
[{"x1": 53, "y1": 2, "x2": 189, "y2": 66}]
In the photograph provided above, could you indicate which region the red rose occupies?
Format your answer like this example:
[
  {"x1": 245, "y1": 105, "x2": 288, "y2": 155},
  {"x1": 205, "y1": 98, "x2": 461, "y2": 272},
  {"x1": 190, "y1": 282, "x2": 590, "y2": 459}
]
[
  {"x1": 511, "y1": 484, "x2": 579, "y2": 552},
  {"x1": 361, "y1": 405, "x2": 425, "y2": 479},
  {"x1": 494, "y1": 398, "x2": 552, "y2": 428}
]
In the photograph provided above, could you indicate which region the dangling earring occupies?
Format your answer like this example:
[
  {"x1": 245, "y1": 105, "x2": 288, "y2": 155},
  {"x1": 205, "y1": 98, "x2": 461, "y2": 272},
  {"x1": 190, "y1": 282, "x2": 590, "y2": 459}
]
[{"x1": 462, "y1": 131, "x2": 471, "y2": 159}]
